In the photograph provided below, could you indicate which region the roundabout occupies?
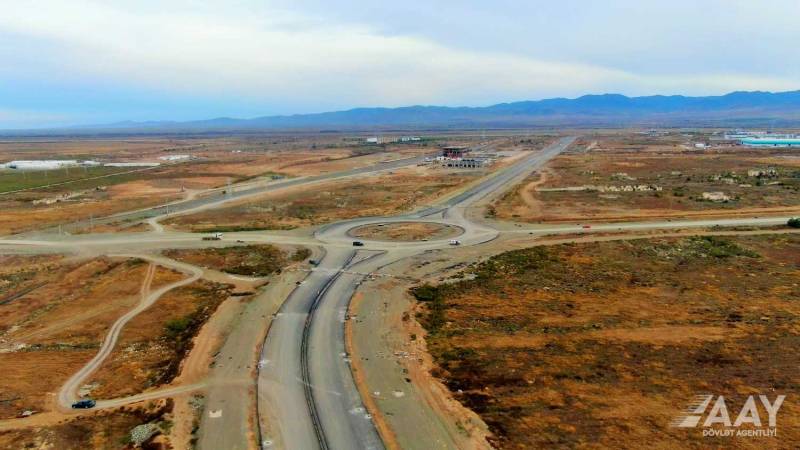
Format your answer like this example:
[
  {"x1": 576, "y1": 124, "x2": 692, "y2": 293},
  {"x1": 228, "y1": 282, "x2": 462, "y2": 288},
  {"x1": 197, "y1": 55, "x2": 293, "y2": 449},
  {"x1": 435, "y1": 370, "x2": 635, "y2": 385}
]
[{"x1": 347, "y1": 221, "x2": 463, "y2": 242}]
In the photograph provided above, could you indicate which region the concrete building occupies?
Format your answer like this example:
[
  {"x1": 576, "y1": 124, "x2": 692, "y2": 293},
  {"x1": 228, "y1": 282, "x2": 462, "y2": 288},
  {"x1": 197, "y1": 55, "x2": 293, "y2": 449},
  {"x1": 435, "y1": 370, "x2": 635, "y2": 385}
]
[{"x1": 444, "y1": 157, "x2": 490, "y2": 169}]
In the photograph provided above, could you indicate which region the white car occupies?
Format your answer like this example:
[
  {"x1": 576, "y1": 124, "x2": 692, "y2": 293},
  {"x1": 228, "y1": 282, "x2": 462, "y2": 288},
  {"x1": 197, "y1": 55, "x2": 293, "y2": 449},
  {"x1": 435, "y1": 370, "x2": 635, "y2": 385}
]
[{"x1": 448, "y1": 239, "x2": 461, "y2": 246}]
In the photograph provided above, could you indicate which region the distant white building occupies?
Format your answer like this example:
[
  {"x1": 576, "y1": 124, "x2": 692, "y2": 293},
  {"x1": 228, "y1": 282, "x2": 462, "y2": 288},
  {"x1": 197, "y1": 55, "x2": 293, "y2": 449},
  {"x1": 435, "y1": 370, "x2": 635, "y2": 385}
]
[
  {"x1": 399, "y1": 136, "x2": 421, "y2": 142},
  {"x1": 365, "y1": 137, "x2": 380, "y2": 144},
  {"x1": 2, "y1": 160, "x2": 79, "y2": 170},
  {"x1": 159, "y1": 154, "x2": 191, "y2": 161}
]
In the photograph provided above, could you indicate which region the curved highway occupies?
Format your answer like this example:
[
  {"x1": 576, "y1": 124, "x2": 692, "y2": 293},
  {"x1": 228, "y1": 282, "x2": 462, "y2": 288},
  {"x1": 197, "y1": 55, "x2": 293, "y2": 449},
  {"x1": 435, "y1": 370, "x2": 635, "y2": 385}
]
[{"x1": 255, "y1": 137, "x2": 576, "y2": 450}]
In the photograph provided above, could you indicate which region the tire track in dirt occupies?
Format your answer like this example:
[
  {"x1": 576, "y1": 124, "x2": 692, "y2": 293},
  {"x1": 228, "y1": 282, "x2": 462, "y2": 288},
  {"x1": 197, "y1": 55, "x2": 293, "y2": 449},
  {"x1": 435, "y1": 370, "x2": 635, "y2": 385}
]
[{"x1": 56, "y1": 258, "x2": 202, "y2": 409}]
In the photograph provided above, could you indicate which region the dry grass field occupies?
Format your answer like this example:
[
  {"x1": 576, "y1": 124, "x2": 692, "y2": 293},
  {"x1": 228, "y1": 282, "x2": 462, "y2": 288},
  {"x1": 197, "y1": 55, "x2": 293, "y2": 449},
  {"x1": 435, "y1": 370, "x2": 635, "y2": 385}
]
[
  {"x1": 86, "y1": 279, "x2": 231, "y2": 399},
  {"x1": 0, "y1": 253, "x2": 244, "y2": 416},
  {"x1": 163, "y1": 244, "x2": 310, "y2": 276},
  {"x1": 493, "y1": 134, "x2": 800, "y2": 223},
  {"x1": 165, "y1": 167, "x2": 477, "y2": 232},
  {"x1": 414, "y1": 234, "x2": 800, "y2": 449},
  {"x1": 0, "y1": 135, "x2": 435, "y2": 235},
  {"x1": 0, "y1": 256, "x2": 154, "y2": 418}
]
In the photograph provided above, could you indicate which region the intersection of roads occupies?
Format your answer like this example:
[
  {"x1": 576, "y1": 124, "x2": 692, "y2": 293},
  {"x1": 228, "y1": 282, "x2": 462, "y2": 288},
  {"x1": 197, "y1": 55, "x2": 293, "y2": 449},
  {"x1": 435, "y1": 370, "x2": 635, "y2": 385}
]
[{"x1": 0, "y1": 136, "x2": 794, "y2": 449}]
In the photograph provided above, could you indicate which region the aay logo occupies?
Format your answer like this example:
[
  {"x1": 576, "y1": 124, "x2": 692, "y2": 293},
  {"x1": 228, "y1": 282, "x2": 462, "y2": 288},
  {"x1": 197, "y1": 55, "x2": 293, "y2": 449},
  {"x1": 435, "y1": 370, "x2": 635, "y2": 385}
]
[{"x1": 672, "y1": 394, "x2": 785, "y2": 437}]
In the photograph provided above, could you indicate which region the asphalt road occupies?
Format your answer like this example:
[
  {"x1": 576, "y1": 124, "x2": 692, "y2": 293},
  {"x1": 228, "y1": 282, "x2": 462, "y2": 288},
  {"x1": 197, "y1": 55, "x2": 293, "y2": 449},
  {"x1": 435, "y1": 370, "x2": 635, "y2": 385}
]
[
  {"x1": 257, "y1": 248, "x2": 357, "y2": 450},
  {"x1": 304, "y1": 250, "x2": 393, "y2": 450},
  {"x1": 254, "y1": 137, "x2": 577, "y2": 450},
  {"x1": 198, "y1": 265, "x2": 310, "y2": 450},
  {"x1": 24, "y1": 153, "x2": 428, "y2": 237}
]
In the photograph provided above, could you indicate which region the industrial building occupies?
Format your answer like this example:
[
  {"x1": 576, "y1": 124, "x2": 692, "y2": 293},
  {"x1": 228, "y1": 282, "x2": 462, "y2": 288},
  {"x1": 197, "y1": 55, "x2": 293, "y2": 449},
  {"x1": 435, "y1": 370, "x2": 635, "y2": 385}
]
[
  {"x1": 741, "y1": 138, "x2": 800, "y2": 147},
  {"x1": 1, "y1": 160, "x2": 81, "y2": 170}
]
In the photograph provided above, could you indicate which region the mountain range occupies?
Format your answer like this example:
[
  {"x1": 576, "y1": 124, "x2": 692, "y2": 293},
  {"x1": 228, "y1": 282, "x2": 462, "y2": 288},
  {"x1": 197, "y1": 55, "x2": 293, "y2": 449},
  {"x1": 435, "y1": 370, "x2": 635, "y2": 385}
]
[{"x1": 47, "y1": 90, "x2": 800, "y2": 133}]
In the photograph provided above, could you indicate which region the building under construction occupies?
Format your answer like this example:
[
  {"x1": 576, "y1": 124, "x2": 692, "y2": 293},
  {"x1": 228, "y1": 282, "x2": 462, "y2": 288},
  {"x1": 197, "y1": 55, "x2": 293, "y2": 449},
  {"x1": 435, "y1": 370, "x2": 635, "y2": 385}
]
[
  {"x1": 441, "y1": 146, "x2": 468, "y2": 158},
  {"x1": 443, "y1": 157, "x2": 490, "y2": 168}
]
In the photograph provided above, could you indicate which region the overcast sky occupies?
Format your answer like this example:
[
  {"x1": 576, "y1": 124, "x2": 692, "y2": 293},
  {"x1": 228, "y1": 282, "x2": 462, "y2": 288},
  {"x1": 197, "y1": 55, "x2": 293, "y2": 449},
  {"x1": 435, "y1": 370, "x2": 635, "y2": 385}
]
[{"x1": 1, "y1": 0, "x2": 799, "y2": 128}]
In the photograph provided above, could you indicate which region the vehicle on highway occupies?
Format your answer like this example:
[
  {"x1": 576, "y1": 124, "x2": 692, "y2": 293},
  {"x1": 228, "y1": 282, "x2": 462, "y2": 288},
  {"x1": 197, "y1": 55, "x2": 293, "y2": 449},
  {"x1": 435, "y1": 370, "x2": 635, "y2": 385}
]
[
  {"x1": 309, "y1": 259, "x2": 319, "y2": 265},
  {"x1": 449, "y1": 239, "x2": 461, "y2": 245},
  {"x1": 71, "y1": 399, "x2": 96, "y2": 409},
  {"x1": 582, "y1": 225, "x2": 592, "y2": 229},
  {"x1": 352, "y1": 241, "x2": 364, "y2": 246},
  {"x1": 202, "y1": 232, "x2": 223, "y2": 241}
]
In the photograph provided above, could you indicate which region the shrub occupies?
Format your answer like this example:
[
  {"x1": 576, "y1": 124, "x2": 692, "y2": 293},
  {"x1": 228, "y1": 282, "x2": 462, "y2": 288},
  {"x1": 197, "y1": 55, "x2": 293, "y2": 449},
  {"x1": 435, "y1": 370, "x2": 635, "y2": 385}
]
[
  {"x1": 412, "y1": 284, "x2": 440, "y2": 302},
  {"x1": 164, "y1": 317, "x2": 191, "y2": 339},
  {"x1": 788, "y1": 218, "x2": 800, "y2": 228}
]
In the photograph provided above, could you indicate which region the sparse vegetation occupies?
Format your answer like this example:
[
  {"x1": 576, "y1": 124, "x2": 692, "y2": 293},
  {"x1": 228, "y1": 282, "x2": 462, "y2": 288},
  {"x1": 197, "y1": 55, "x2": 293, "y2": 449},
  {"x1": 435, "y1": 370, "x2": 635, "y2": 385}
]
[
  {"x1": 164, "y1": 244, "x2": 299, "y2": 276},
  {"x1": 415, "y1": 235, "x2": 800, "y2": 448},
  {"x1": 0, "y1": 401, "x2": 172, "y2": 449},
  {"x1": 493, "y1": 133, "x2": 800, "y2": 223},
  {"x1": 165, "y1": 169, "x2": 475, "y2": 231},
  {"x1": 88, "y1": 280, "x2": 232, "y2": 397}
]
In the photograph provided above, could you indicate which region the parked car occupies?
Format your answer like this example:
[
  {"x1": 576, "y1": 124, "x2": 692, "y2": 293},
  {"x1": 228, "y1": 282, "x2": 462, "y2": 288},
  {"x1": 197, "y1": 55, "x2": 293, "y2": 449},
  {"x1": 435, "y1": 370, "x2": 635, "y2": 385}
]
[{"x1": 71, "y1": 399, "x2": 96, "y2": 409}]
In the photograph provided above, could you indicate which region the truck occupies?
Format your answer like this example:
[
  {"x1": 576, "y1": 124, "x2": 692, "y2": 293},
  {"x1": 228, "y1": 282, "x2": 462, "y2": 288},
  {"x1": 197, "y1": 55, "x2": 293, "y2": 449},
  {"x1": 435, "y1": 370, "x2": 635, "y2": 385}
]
[
  {"x1": 202, "y1": 232, "x2": 223, "y2": 241},
  {"x1": 449, "y1": 239, "x2": 461, "y2": 246}
]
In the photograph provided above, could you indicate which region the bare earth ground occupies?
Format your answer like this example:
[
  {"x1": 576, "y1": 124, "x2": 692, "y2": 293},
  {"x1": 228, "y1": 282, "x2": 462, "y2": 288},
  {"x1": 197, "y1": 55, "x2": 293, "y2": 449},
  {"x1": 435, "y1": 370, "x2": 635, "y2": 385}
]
[
  {"x1": 493, "y1": 134, "x2": 800, "y2": 223},
  {"x1": 164, "y1": 167, "x2": 477, "y2": 232},
  {"x1": 0, "y1": 136, "x2": 434, "y2": 235},
  {"x1": 413, "y1": 234, "x2": 800, "y2": 449},
  {"x1": 86, "y1": 278, "x2": 232, "y2": 400},
  {"x1": 0, "y1": 256, "x2": 156, "y2": 419},
  {"x1": 0, "y1": 242, "x2": 312, "y2": 447},
  {"x1": 350, "y1": 222, "x2": 462, "y2": 241}
]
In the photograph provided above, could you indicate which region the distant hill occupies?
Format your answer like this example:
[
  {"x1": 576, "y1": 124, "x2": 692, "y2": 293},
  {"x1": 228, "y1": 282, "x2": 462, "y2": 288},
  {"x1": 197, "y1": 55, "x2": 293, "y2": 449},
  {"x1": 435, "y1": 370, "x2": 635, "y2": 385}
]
[{"x1": 38, "y1": 90, "x2": 800, "y2": 133}]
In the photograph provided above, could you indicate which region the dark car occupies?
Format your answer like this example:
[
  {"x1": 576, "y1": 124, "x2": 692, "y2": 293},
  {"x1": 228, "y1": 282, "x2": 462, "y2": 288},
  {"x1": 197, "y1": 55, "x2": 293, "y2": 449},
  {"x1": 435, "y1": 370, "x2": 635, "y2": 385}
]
[
  {"x1": 352, "y1": 241, "x2": 364, "y2": 247},
  {"x1": 71, "y1": 399, "x2": 96, "y2": 409}
]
